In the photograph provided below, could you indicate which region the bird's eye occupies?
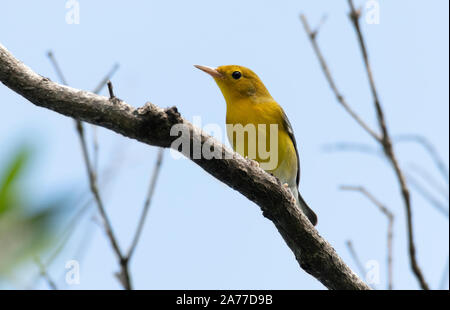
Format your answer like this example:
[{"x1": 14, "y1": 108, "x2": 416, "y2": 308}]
[{"x1": 232, "y1": 71, "x2": 242, "y2": 80}]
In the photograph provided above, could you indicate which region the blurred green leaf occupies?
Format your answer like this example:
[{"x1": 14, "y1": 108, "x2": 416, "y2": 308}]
[
  {"x1": 0, "y1": 204, "x2": 61, "y2": 274},
  {"x1": 0, "y1": 144, "x2": 69, "y2": 279},
  {"x1": 0, "y1": 146, "x2": 32, "y2": 215}
]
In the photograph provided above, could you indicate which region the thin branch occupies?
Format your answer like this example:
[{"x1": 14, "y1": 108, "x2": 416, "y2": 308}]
[
  {"x1": 46, "y1": 51, "x2": 68, "y2": 85},
  {"x1": 91, "y1": 64, "x2": 119, "y2": 174},
  {"x1": 345, "y1": 240, "x2": 377, "y2": 289},
  {"x1": 107, "y1": 80, "x2": 115, "y2": 98},
  {"x1": 56, "y1": 151, "x2": 127, "y2": 287},
  {"x1": 46, "y1": 51, "x2": 131, "y2": 290},
  {"x1": 347, "y1": 1, "x2": 387, "y2": 138},
  {"x1": 299, "y1": 14, "x2": 382, "y2": 143},
  {"x1": 395, "y1": 134, "x2": 449, "y2": 183},
  {"x1": 75, "y1": 120, "x2": 132, "y2": 288},
  {"x1": 93, "y1": 64, "x2": 120, "y2": 94},
  {"x1": 34, "y1": 257, "x2": 57, "y2": 290},
  {"x1": 300, "y1": 6, "x2": 429, "y2": 289},
  {"x1": 340, "y1": 185, "x2": 394, "y2": 218},
  {"x1": 346, "y1": 0, "x2": 429, "y2": 289},
  {"x1": 323, "y1": 142, "x2": 449, "y2": 216},
  {"x1": 405, "y1": 172, "x2": 449, "y2": 217},
  {"x1": 0, "y1": 42, "x2": 370, "y2": 290},
  {"x1": 321, "y1": 142, "x2": 380, "y2": 156},
  {"x1": 126, "y1": 148, "x2": 164, "y2": 260},
  {"x1": 408, "y1": 163, "x2": 449, "y2": 201},
  {"x1": 47, "y1": 198, "x2": 94, "y2": 266},
  {"x1": 32, "y1": 148, "x2": 125, "y2": 289},
  {"x1": 341, "y1": 185, "x2": 394, "y2": 290},
  {"x1": 46, "y1": 65, "x2": 121, "y2": 266},
  {"x1": 91, "y1": 126, "x2": 100, "y2": 174},
  {"x1": 345, "y1": 240, "x2": 367, "y2": 280}
]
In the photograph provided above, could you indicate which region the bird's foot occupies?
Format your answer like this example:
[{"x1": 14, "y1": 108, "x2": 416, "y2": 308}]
[
  {"x1": 245, "y1": 156, "x2": 260, "y2": 168},
  {"x1": 290, "y1": 196, "x2": 297, "y2": 205},
  {"x1": 250, "y1": 160, "x2": 260, "y2": 168}
]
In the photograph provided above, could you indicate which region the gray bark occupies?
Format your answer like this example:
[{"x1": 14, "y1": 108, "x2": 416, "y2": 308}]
[{"x1": 0, "y1": 43, "x2": 369, "y2": 290}]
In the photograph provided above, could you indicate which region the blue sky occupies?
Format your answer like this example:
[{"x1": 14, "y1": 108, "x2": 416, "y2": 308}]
[{"x1": 0, "y1": 0, "x2": 448, "y2": 289}]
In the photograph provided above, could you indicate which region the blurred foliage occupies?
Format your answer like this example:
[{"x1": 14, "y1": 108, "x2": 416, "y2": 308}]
[{"x1": 0, "y1": 145, "x2": 66, "y2": 277}]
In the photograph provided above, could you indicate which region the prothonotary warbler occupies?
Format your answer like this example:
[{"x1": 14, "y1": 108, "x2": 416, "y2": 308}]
[{"x1": 194, "y1": 64, "x2": 317, "y2": 226}]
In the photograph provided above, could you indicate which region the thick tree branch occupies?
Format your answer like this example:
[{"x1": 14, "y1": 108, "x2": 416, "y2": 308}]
[{"x1": 0, "y1": 43, "x2": 369, "y2": 290}]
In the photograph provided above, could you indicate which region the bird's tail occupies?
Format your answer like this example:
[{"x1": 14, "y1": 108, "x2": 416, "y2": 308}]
[
  {"x1": 291, "y1": 186, "x2": 317, "y2": 226},
  {"x1": 297, "y1": 192, "x2": 318, "y2": 226}
]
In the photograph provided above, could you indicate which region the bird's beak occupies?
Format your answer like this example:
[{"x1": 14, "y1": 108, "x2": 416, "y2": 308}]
[{"x1": 194, "y1": 65, "x2": 223, "y2": 78}]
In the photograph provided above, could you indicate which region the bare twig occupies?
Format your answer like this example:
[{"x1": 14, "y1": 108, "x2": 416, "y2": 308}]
[
  {"x1": 395, "y1": 134, "x2": 449, "y2": 183},
  {"x1": 408, "y1": 163, "x2": 449, "y2": 201},
  {"x1": 405, "y1": 172, "x2": 449, "y2": 217},
  {"x1": 46, "y1": 51, "x2": 68, "y2": 85},
  {"x1": 107, "y1": 80, "x2": 115, "y2": 98},
  {"x1": 300, "y1": 5, "x2": 429, "y2": 289},
  {"x1": 299, "y1": 14, "x2": 382, "y2": 143},
  {"x1": 47, "y1": 51, "x2": 131, "y2": 289},
  {"x1": 93, "y1": 64, "x2": 120, "y2": 95},
  {"x1": 56, "y1": 150, "x2": 127, "y2": 287},
  {"x1": 345, "y1": 240, "x2": 367, "y2": 279},
  {"x1": 324, "y1": 142, "x2": 449, "y2": 211},
  {"x1": 76, "y1": 120, "x2": 132, "y2": 288},
  {"x1": 91, "y1": 126, "x2": 100, "y2": 174},
  {"x1": 341, "y1": 186, "x2": 394, "y2": 289},
  {"x1": 92, "y1": 64, "x2": 119, "y2": 172},
  {"x1": 34, "y1": 257, "x2": 57, "y2": 290},
  {"x1": 322, "y1": 142, "x2": 380, "y2": 156},
  {"x1": 33, "y1": 146, "x2": 126, "y2": 289},
  {"x1": 48, "y1": 199, "x2": 94, "y2": 265},
  {"x1": 323, "y1": 142, "x2": 448, "y2": 216},
  {"x1": 91, "y1": 64, "x2": 119, "y2": 174},
  {"x1": 345, "y1": 240, "x2": 377, "y2": 289},
  {"x1": 346, "y1": 0, "x2": 428, "y2": 289},
  {"x1": 0, "y1": 42, "x2": 370, "y2": 290},
  {"x1": 126, "y1": 148, "x2": 164, "y2": 260}
]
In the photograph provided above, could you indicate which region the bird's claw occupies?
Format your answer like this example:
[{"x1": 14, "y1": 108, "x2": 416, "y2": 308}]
[
  {"x1": 245, "y1": 156, "x2": 260, "y2": 168},
  {"x1": 250, "y1": 160, "x2": 260, "y2": 168}
]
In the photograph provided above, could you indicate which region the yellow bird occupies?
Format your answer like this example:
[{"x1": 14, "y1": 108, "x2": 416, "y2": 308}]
[{"x1": 195, "y1": 64, "x2": 317, "y2": 226}]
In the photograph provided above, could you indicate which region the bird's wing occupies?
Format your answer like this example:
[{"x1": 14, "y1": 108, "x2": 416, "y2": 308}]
[
  {"x1": 280, "y1": 109, "x2": 317, "y2": 226},
  {"x1": 281, "y1": 109, "x2": 301, "y2": 187}
]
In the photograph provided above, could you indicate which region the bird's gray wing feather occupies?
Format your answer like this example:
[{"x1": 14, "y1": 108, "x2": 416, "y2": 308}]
[
  {"x1": 281, "y1": 109, "x2": 318, "y2": 226},
  {"x1": 281, "y1": 109, "x2": 301, "y2": 187}
]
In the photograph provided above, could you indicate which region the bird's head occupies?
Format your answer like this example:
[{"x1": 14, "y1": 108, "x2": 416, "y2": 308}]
[{"x1": 194, "y1": 65, "x2": 272, "y2": 103}]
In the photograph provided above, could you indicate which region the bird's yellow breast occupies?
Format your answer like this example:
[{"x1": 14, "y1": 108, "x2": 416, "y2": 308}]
[{"x1": 225, "y1": 99, "x2": 298, "y2": 186}]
